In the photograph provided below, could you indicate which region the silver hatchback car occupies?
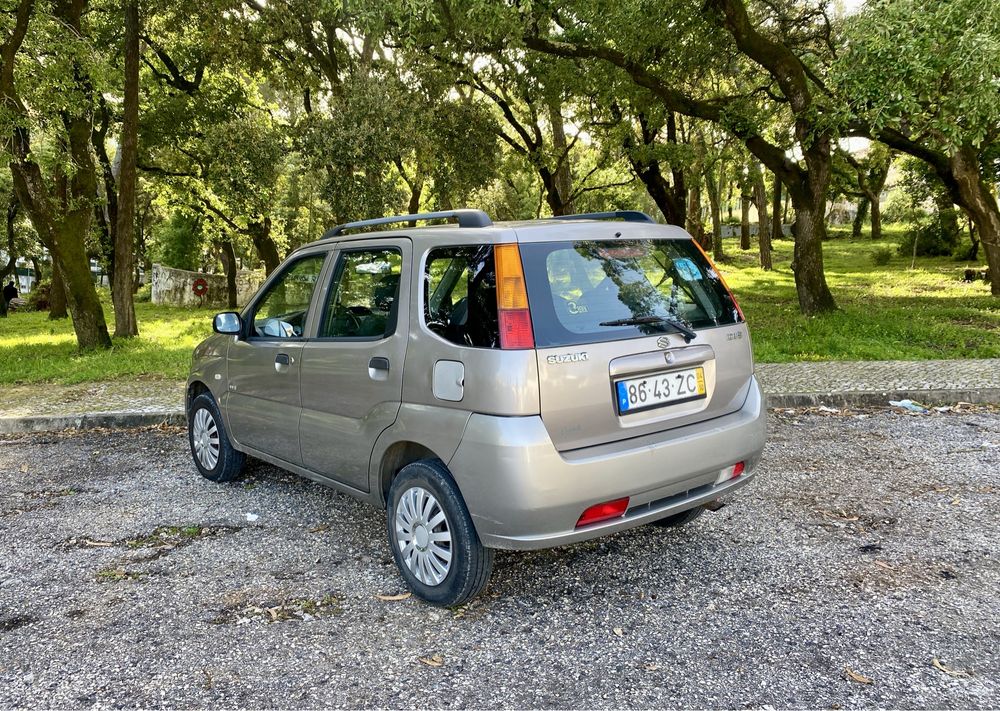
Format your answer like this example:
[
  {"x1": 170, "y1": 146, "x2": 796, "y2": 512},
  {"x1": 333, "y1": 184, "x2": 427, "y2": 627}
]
[{"x1": 187, "y1": 209, "x2": 766, "y2": 605}]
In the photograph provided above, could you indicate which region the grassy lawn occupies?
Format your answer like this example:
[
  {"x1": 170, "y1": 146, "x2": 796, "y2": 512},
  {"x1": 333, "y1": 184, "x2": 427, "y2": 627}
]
[
  {"x1": 0, "y1": 297, "x2": 217, "y2": 386},
  {"x1": 721, "y1": 225, "x2": 998, "y2": 362},
  {"x1": 1, "y1": 225, "x2": 997, "y2": 386}
]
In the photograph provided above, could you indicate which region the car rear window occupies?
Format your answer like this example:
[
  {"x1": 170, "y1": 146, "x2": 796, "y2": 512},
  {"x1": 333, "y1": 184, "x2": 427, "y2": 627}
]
[{"x1": 520, "y1": 238, "x2": 742, "y2": 348}]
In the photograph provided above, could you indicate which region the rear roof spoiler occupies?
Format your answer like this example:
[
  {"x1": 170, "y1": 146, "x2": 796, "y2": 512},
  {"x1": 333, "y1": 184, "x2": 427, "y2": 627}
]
[
  {"x1": 324, "y1": 209, "x2": 493, "y2": 238},
  {"x1": 545, "y1": 211, "x2": 655, "y2": 224}
]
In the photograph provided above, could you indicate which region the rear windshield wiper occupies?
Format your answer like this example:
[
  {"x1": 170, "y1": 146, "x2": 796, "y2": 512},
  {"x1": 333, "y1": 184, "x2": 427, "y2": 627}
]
[{"x1": 598, "y1": 315, "x2": 697, "y2": 343}]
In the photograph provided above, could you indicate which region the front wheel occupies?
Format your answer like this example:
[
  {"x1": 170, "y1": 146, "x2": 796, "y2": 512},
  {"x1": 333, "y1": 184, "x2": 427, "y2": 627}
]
[
  {"x1": 188, "y1": 393, "x2": 245, "y2": 483},
  {"x1": 387, "y1": 460, "x2": 493, "y2": 606}
]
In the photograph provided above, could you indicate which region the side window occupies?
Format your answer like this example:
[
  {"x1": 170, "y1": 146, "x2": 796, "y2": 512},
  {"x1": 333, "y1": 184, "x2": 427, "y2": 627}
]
[
  {"x1": 424, "y1": 246, "x2": 499, "y2": 348},
  {"x1": 320, "y1": 249, "x2": 402, "y2": 339},
  {"x1": 251, "y1": 254, "x2": 326, "y2": 338}
]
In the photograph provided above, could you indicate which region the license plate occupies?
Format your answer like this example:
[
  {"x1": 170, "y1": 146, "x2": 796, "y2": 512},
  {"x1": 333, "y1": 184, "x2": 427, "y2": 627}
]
[{"x1": 615, "y1": 366, "x2": 706, "y2": 414}]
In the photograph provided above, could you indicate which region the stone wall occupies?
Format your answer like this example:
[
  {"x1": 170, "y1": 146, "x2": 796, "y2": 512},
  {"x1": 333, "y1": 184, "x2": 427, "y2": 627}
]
[{"x1": 151, "y1": 263, "x2": 263, "y2": 308}]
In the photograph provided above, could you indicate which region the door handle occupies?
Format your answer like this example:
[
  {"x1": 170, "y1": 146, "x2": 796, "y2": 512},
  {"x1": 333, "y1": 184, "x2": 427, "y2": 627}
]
[
  {"x1": 368, "y1": 357, "x2": 390, "y2": 372},
  {"x1": 274, "y1": 353, "x2": 292, "y2": 373}
]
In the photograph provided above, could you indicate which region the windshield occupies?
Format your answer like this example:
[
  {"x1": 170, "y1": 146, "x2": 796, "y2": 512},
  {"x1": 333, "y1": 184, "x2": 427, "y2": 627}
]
[{"x1": 520, "y1": 238, "x2": 742, "y2": 348}]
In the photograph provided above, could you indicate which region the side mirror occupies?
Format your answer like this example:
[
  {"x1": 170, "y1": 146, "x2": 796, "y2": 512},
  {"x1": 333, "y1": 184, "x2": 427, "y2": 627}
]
[{"x1": 213, "y1": 312, "x2": 242, "y2": 335}]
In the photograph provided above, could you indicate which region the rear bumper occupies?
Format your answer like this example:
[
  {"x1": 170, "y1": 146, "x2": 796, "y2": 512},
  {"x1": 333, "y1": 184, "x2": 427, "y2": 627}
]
[{"x1": 448, "y1": 376, "x2": 767, "y2": 550}]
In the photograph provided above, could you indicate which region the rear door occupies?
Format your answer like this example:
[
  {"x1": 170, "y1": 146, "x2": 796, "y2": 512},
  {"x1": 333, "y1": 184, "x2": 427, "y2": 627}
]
[
  {"x1": 226, "y1": 252, "x2": 329, "y2": 464},
  {"x1": 298, "y1": 239, "x2": 410, "y2": 492},
  {"x1": 519, "y1": 228, "x2": 753, "y2": 452}
]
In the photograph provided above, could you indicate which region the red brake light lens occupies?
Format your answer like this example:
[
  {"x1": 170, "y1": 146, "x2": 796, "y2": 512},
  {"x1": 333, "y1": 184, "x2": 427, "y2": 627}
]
[
  {"x1": 576, "y1": 497, "x2": 630, "y2": 528},
  {"x1": 732, "y1": 461, "x2": 745, "y2": 478}
]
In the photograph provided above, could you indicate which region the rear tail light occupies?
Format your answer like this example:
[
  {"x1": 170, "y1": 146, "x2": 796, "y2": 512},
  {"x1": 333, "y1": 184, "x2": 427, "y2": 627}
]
[
  {"x1": 494, "y1": 244, "x2": 535, "y2": 349},
  {"x1": 691, "y1": 240, "x2": 744, "y2": 322},
  {"x1": 732, "y1": 461, "x2": 745, "y2": 477},
  {"x1": 576, "y1": 497, "x2": 630, "y2": 528}
]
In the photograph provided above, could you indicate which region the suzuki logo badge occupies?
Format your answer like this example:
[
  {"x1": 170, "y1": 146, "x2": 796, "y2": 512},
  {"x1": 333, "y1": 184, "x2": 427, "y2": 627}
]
[{"x1": 656, "y1": 336, "x2": 671, "y2": 350}]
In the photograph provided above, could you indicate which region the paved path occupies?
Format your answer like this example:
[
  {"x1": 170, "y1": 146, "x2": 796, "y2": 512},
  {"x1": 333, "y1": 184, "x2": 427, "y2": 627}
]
[{"x1": 1, "y1": 359, "x2": 998, "y2": 432}]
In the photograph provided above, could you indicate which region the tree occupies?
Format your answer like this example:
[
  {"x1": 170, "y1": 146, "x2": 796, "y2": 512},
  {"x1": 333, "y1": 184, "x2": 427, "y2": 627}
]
[
  {"x1": 113, "y1": 0, "x2": 140, "y2": 337},
  {"x1": 1, "y1": 0, "x2": 112, "y2": 348},
  {"x1": 837, "y1": 0, "x2": 1000, "y2": 293},
  {"x1": 512, "y1": 0, "x2": 841, "y2": 313}
]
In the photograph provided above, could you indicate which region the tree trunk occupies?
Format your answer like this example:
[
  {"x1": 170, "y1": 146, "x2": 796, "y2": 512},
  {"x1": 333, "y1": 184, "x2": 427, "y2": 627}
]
[
  {"x1": 869, "y1": 195, "x2": 882, "y2": 241},
  {"x1": 49, "y1": 258, "x2": 68, "y2": 319},
  {"x1": 686, "y1": 181, "x2": 706, "y2": 247},
  {"x1": 219, "y1": 240, "x2": 238, "y2": 309},
  {"x1": 852, "y1": 197, "x2": 869, "y2": 239},
  {"x1": 789, "y1": 201, "x2": 836, "y2": 313},
  {"x1": 771, "y1": 173, "x2": 783, "y2": 246},
  {"x1": 248, "y1": 217, "x2": 281, "y2": 276},
  {"x1": 548, "y1": 99, "x2": 573, "y2": 215},
  {"x1": 407, "y1": 179, "x2": 423, "y2": 216},
  {"x1": 740, "y1": 189, "x2": 751, "y2": 250},
  {"x1": 30, "y1": 256, "x2": 43, "y2": 285},
  {"x1": 725, "y1": 180, "x2": 734, "y2": 222},
  {"x1": 112, "y1": 0, "x2": 140, "y2": 338},
  {"x1": 705, "y1": 164, "x2": 724, "y2": 261},
  {"x1": 752, "y1": 168, "x2": 770, "y2": 271}
]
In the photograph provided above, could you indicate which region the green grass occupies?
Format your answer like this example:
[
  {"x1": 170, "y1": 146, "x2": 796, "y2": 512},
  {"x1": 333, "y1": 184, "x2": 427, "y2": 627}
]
[
  {"x1": 0, "y1": 226, "x2": 997, "y2": 386},
  {"x1": 0, "y1": 294, "x2": 216, "y2": 385},
  {"x1": 720, "y1": 225, "x2": 999, "y2": 362}
]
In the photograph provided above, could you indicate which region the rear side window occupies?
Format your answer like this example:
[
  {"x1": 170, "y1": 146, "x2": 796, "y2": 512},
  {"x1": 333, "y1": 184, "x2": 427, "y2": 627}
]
[
  {"x1": 320, "y1": 248, "x2": 402, "y2": 339},
  {"x1": 520, "y1": 239, "x2": 742, "y2": 348},
  {"x1": 424, "y1": 246, "x2": 499, "y2": 348}
]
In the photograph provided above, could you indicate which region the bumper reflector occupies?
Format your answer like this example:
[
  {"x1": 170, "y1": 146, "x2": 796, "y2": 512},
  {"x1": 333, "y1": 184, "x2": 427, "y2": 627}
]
[
  {"x1": 715, "y1": 461, "x2": 746, "y2": 485},
  {"x1": 576, "y1": 497, "x2": 630, "y2": 528}
]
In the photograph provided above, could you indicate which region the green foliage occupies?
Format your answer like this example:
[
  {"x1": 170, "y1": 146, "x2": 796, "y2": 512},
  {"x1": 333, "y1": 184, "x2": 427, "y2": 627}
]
[
  {"x1": 870, "y1": 247, "x2": 893, "y2": 266},
  {"x1": 898, "y1": 217, "x2": 962, "y2": 258},
  {"x1": 152, "y1": 212, "x2": 203, "y2": 271},
  {"x1": 27, "y1": 281, "x2": 51, "y2": 312}
]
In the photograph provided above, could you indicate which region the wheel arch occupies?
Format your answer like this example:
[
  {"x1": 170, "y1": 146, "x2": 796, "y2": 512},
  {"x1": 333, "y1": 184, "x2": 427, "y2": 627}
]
[
  {"x1": 376, "y1": 441, "x2": 443, "y2": 507},
  {"x1": 187, "y1": 380, "x2": 211, "y2": 413}
]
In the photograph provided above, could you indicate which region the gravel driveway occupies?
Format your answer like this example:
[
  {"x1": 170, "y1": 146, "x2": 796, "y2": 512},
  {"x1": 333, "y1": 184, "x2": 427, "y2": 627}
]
[{"x1": 1, "y1": 408, "x2": 998, "y2": 708}]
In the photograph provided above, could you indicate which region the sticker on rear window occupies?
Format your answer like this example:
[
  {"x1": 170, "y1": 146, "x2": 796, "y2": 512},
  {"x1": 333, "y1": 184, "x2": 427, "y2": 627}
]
[{"x1": 674, "y1": 257, "x2": 702, "y2": 281}]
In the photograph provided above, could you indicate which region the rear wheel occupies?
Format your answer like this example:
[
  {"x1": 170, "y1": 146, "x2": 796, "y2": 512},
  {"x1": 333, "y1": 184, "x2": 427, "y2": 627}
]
[
  {"x1": 649, "y1": 505, "x2": 705, "y2": 528},
  {"x1": 188, "y1": 393, "x2": 245, "y2": 483},
  {"x1": 387, "y1": 460, "x2": 493, "y2": 606}
]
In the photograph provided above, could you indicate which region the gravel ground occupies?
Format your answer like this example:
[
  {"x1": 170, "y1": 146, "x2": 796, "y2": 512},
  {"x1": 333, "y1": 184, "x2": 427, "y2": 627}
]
[{"x1": 1, "y1": 408, "x2": 998, "y2": 709}]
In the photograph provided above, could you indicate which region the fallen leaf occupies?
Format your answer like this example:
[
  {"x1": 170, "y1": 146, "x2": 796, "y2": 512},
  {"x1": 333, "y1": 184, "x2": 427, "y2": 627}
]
[
  {"x1": 643, "y1": 663, "x2": 661, "y2": 672},
  {"x1": 19, "y1": 464, "x2": 28, "y2": 473},
  {"x1": 845, "y1": 667, "x2": 873, "y2": 685},
  {"x1": 874, "y1": 560, "x2": 894, "y2": 570},
  {"x1": 418, "y1": 654, "x2": 444, "y2": 667},
  {"x1": 613, "y1": 627, "x2": 624, "y2": 637},
  {"x1": 82, "y1": 539, "x2": 112, "y2": 547},
  {"x1": 308, "y1": 523, "x2": 330, "y2": 533},
  {"x1": 931, "y1": 658, "x2": 971, "y2": 678},
  {"x1": 951, "y1": 497, "x2": 961, "y2": 506},
  {"x1": 933, "y1": 486, "x2": 950, "y2": 493},
  {"x1": 375, "y1": 592, "x2": 411, "y2": 602}
]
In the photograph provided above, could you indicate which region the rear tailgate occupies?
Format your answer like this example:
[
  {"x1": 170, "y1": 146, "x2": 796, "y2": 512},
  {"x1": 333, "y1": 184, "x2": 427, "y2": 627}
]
[{"x1": 518, "y1": 225, "x2": 753, "y2": 452}]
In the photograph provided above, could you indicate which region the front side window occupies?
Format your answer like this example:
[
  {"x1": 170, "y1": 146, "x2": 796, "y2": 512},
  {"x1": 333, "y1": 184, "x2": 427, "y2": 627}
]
[
  {"x1": 251, "y1": 254, "x2": 326, "y2": 338},
  {"x1": 320, "y1": 248, "x2": 402, "y2": 338},
  {"x1": 520, "y1": 239, "x2": 742, "y2": 347},
  {"x1": 423, "y1": 245, "x2": 499, "y2": 348}
]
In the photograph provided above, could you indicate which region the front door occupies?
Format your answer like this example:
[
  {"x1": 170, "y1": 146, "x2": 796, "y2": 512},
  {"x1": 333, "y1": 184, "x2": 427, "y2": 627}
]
[
  {"x1": 226, "y1": 252, "x2": 329, "y2": 465},
  {"x1": 299, "y1": 239, "x2": 410, "y2": 492}
]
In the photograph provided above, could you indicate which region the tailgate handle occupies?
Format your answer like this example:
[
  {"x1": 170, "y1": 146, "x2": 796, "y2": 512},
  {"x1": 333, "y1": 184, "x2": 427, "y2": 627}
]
[{"x1": 368, "y1": 357, "x2": 390, "y2": 372}]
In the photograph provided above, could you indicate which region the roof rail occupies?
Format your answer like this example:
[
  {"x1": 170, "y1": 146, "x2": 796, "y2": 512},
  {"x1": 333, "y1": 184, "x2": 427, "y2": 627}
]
[
  {"x1": 545, "y1": 210, "x2": 656, "y2": 224},
  {"x1": 324, "y1": 209, "x2": 493, "y2": 238}
]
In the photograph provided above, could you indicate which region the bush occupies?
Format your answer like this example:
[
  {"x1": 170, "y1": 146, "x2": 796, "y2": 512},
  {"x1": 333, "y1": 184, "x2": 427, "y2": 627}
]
[
  {"x1": 881, "y1": 190, "x2": 926, "y2": 225},
  {"x1": 870, "y1": 247, "x2": 893, "y2": 266},
  {"x1": 27, "y1": 280, "x2": 51, "y2": 311},
  {"x1": 897, "y1": 214, "x2": 962, "y2": 258},
  {"x1": 134, "y1": 283, "x2": 152, "y2": 303}
]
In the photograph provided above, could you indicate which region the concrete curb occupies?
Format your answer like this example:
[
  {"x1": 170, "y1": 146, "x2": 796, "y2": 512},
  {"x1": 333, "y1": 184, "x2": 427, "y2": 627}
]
[
  {"x1": 1, "y1": 387, "x2": 998, "y2": 435},
  {"x1": 0, "y1": 411, "x2": 186, "y2": 435}
]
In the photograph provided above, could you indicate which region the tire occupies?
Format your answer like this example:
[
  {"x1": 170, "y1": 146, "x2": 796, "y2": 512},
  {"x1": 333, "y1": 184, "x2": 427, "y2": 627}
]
[
  {"x1": 188, "y1": 392, "x2": 245, "y2": 483},
  {"x1": 387, "y1": 460, "x2": 493, "y2": 607},
  {"x1": 649, "y1": 505, "x2": 706, "y2": 528}
]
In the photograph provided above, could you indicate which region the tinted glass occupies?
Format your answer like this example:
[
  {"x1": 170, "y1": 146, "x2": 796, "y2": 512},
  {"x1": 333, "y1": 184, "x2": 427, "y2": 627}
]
[
  {"x1": 251, "y1": 254, "x2": 326, "y2": 338},
  {"x1": 520, "y1": 239, "x2": 742, "y2": 347},
  {"x1": 321, "y1": 248, "x2": 402, "y2": 338},
  {"x1": 424, "y1": 246, "x2": 499, "y2": 348}
]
